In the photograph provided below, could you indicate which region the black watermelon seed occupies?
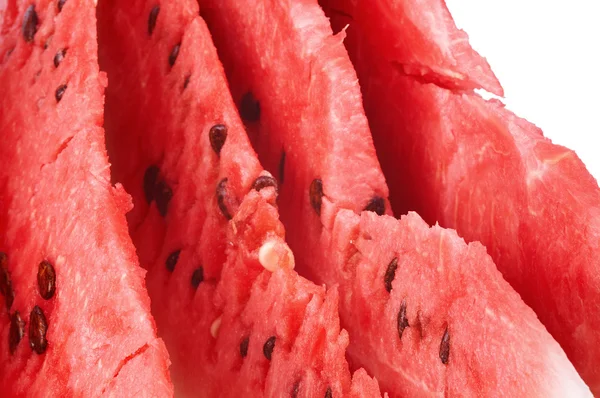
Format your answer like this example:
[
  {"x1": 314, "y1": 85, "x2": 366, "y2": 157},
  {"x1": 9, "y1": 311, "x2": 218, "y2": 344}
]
[
  {"x1": 37, "y1": 260, "x2": 56, "y2": 300},
  {"x1": 55, "y1": 84, "x2": 67, "y2": 103},
  {"x1": 57, "y1": 0, "x2": 67, "y2": 12},
  {"x1": 216, "y1": 178, "x2": 232, "y2": 220},
  {"x1": 324, "y1": 387, "x2": 333, "y2": 398},
  {"x1": 397, "y1": 299, "x2": 409, "y2": 340},
  {"x1": 240, "y1": 336, "x2": 249, "y2": 358},
  {"x1": 148, "y1": 5, "x2": 160, "y2": 36},
  {"x1": 183, "y1": 74, "x2": 191, "y2": 90},
  {"x1": 252, "y1": 175, "x2": 278, "y2": 194},
  {"x1": 240, "y1": 92, "x2": 260, "y2": 122},
  {"x1": 439, "y1": 327, "x2": 450, "y2": 365},
  {"x1": 53, "y1": 48, "x2": 66, "y2": 68},
  {"x1": 0, "y1": 252, "x2": 15, "y2": 311},
  {"x1": 414, "y1": 311, "x2": 424, "y2": 340},
  {"x1": 262, "y1": 336, "x2": 275, "y2": 360},
  {"x1": 309, "y1": 179, "x2": 324, "y2": 216},
  {"x1": 9, "y1": 311, "x2": 25, "y2": 355},
  {"x1": 143, "y1": 165, "x2": 160, "y2": 204},
  {"x1": 209, "y1": 124, "x2": 227, "y2": 155},
  {"x1": 191, "y1": 267, "x2": 204, "y2": 288},
  {"x1": 364, "y1": 196, "x2": 385, "y2": 216},
  {"x1": 278, "y1": 150, "x2": 286, "y2": 184},
  {"x1": 29, "y1": 305, "x2": 48, "y2": 355},
  {"x1": 168, "y1": 43, "x2": 180, "y2": 67},
  {"x1": 165, "y1": 250, "x2": 180, "y2": 272},
  {"x1": 154, "y1": 179, "x2": 173, "y2": 217},
  {"x1": 22, "y1": 5, "x2": 38, "y2": 43},
  {"x1": 291, "y1": 380, "x2": 300, "y2": 398},
  {"x1": 384, "y1": 257, "x2": 398, "y2": 293}
]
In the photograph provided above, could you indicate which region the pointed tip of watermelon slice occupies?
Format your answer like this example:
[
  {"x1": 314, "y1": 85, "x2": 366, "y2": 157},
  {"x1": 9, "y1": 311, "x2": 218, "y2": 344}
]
[{"x1": 545, "y1": 343, "x2": 593, "y2": 397}]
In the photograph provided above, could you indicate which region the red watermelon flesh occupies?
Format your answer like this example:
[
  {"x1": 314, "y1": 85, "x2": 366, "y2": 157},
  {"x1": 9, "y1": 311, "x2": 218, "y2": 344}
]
[
  {"x1": 0, "y1": 0, "x2": 172, "y2": 396},
  {"x1": 205, "y1": 189, "x2": 382, "y2": 398},
  {"x1": 320, "y1": 0, "x2": 503, "y2": 96},
  {"x1": 335, "y1": 210, "x2": 591, "y2": 396},
  {"x1": 323, "y1": 5, "x2": 600, "y2": 392},
  {"x1": 97, "y1": 0, "x2": 381, "y2": 395},
  {"x1": 199, "y1": 0, "x2": 591, "y2": 395},
  {"x1": 199, "y1": 0, "x2": 391, "y2": 285}
]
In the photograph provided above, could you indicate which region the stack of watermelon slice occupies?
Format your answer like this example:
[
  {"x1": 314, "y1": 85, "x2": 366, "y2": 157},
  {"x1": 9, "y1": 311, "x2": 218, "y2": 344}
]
[{"x1": 0, "y1": 0, "x2": 597, "y2": 396}]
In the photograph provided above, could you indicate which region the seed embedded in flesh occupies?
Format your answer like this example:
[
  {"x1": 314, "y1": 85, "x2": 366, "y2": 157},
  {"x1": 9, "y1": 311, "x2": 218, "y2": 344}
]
[
  {"x1": 148, "y1": 5, "x2": 160, "y2": 35},
  {"x1": 364, "y1": 196, "x2": 385, "y2": 216},
  {"x1": 210, "y1": 316, "x2": 222, "y2": 338},
  {"x1": 263, "y1": 336, "x2": 276, "y2": 360},
  {"x1": 240, "y1": 336, "x2": 249, "y2": 358},
  {"x1": 0, "y1": 252, "x2": 15, "y2": 310},
  {"x1": 143, "y1": 165, "x2": 160, "y2": 203},
  {"x1": 53, "y1": 49, "x2": 66, "y2": 68},
  {"x1": 38, "y1": 260, "x2": 56, "y2": 300},
  {"x1": 57, "y1": 0, "x2": 67, "y2": 12},
  {"x1": 29, "y1": 305, "x2": 48, "y2": 355},
  {"x1": 9, "y1": 311, "x2": 25, "y2": 354},
  {"x1": 169, "y1": 43, "x2": 180, "y2": 67},
  {"x1": 439, "y1": 327, "x2": 450, "y2": 365},
  {"x1": 414, "y1": 311, "x2": 424, "y2": 340},
  {"x1": 55, "y1": 84, "x2": 67, "y2": 103},
  {"x1": 209, "y1": 124, "x2": 228, "y2": 155},
  {"x1": 278, "y1": 151, "x2": 286, "y2": 184},
  {"x1": 309, "y1": 179, "x2": 324, "y2": 216},
  {"x1": 384, "y1": 257, "x2": 398, "y2": 292},
  {"x1": 324, "y1": 387, "x2": 333, "y2": 398},
  {"x1": 165, "y1": 250, "x2": 181, "y2": 272},
  {"x1": 191, "y1": 267, "x2": 204, "y2": 289},
  {"x1": 154, "y1": 179, "x2": 173, "y2": 217},
  {"x1": 216, "y1": 178, "x2": 232, "y2": 220},
  {"x1": 259, "y1": 239, "x2": 294, "y2": 272},
  {"x1": 22, "y1": 5, "x2": 38, "y2": 43},
  {"x1": 291, "y1": 380, "x2": 300, "y2": 398},
  {"x1": 397, "y1": 299, "x2": 409, "y2": 340},
  {"x1": 239, "y1": 92, "x2": 260, "y2": 122},
  {"x1": 252, "y1": 175, "x2": 278, "y2": 194},
  {"x1": 183, "y1": 74, "x2": 191, "y2": 90}
]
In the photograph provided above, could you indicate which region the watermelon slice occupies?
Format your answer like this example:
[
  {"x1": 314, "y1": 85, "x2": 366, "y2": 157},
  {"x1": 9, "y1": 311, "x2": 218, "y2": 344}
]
[
  {"x1": 320, "y1": 0, "x2": 503, "y2": 96},
  {"x1": 202, "y1": 188, "x2": 383, "y2": 397},
  {"x1": 97, "y1": 0, "x2": 381, "y2": 395},
  {"x1": 335, "y1": 210, "x2": 590, "y2": 396},
  {"x1": 200, "y1": 0, "x2": 592, "y2": 395},
  {"x1": 322, "y1": 2, "x2": 600, "y2": 392},
  {"x1": 0, "y1": 0, "x2": 172, "y2": 395},
  {"x1": 200, "y1": 0, "x2": 391, "y2": 285}
]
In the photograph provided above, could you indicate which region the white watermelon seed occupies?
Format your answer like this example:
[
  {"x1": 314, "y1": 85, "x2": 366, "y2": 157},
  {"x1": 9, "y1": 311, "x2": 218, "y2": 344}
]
[
  {"x1": 210, "y1": 316, "x2": 222, "y2": 338},
  {"x1": 258, "y1": 239, "x2": 294, "y2": 272}
]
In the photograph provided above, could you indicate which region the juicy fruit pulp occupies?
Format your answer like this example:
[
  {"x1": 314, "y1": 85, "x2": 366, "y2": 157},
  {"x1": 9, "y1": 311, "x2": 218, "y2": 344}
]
[
  {"x1": 200, "y1": 0, "x2": 591, "y2": 395},
  {"x1": 200, "y1": 0, "x2": 390, "y2": 285},
  {"x1": 200, "y1": 189, "x2": 382, "y2": 397},
  {"x1": 322, "y1": 1, "x2": 600, "y2": 393},
  {"x1": 320, "y1": 0, "x2": 503, "y2": 96},
  {"x1": 0, "y1": 0, "x2": 172, "y2": 395},
  {"x1": 335, "y1": 211, "x2": 590, "y2": 397},
  {"x1": 97, "y1": 0, "x2": 381, "y2": 395}
]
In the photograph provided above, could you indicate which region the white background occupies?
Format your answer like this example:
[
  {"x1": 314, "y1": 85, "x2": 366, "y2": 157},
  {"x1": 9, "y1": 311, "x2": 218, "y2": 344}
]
[{"x1": 446, "y1": 0, "x2": 600, "y2": 180}]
